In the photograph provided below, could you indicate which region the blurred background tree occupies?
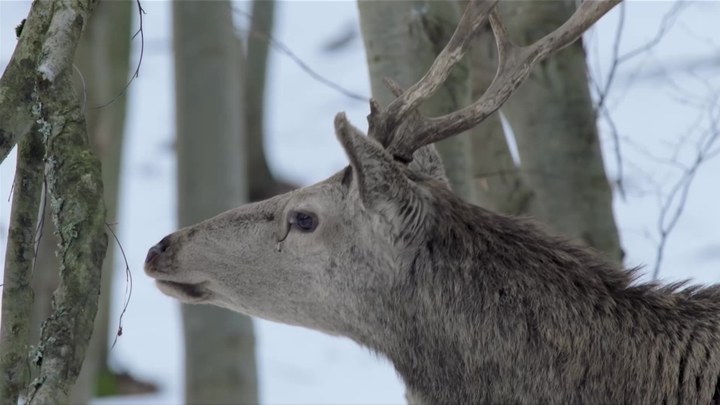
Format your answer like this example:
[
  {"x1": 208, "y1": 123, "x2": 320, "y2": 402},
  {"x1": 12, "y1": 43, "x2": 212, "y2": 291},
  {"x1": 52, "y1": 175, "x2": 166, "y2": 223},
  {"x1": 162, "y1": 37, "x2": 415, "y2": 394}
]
[
  {"x1": 358, "y1": 0, "x2": 621, "y2": 259},
  {"x1": 173, "y1": 1, "x2": 257, "y2": 403}
]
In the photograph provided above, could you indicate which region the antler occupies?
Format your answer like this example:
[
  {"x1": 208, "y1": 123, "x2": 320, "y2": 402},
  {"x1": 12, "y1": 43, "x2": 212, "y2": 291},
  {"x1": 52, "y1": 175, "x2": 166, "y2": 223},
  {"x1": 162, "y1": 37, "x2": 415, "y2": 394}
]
[{"x1": 364, "y1": 0, "x2": 621, "y2": 162}]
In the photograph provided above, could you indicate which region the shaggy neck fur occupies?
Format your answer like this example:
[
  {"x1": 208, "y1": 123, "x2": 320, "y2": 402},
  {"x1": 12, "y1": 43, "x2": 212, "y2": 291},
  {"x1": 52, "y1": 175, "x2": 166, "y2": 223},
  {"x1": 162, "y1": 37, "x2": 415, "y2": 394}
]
[{"x1": 356, "y1": 190, "x2": 720, "y2": 404}]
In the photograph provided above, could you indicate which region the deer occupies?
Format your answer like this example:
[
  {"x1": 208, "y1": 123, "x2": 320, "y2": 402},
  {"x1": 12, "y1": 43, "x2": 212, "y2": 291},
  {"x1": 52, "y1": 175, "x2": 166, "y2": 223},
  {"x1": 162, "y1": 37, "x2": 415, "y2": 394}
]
[{"x1": 144, "y1": 0, "x2": 720, "y2": 403}]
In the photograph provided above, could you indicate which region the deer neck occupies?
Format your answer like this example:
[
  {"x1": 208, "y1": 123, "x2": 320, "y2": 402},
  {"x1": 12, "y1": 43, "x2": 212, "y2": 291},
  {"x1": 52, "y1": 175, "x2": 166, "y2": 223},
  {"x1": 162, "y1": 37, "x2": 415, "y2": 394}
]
[
  {"x1": 366, "y1": 198, "x2": 720, "y2": 404},
  {"x1": 344, "y1": 210, "x2": 493, "y2": 403}
]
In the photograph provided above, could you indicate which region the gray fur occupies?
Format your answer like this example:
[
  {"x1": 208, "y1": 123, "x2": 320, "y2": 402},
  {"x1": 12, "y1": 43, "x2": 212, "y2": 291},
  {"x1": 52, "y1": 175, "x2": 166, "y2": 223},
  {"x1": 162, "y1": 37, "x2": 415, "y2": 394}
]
[{"x1": 145, "y1": 125, "x2": 720, "y2": 404}]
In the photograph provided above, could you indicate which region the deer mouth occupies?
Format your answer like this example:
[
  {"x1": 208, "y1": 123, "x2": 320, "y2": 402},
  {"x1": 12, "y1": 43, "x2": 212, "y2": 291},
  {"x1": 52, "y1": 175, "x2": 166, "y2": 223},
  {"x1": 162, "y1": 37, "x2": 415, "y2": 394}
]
[{"x1": 156, "y1": 280, "x2": 211, "y2": 302}]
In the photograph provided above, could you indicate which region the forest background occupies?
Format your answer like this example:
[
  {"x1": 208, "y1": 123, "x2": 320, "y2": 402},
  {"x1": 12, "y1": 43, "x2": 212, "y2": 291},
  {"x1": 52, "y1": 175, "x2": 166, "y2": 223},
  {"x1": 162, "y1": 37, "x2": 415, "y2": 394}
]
[{"x1": 1, "y1": 1, "x2": 719, "y2": 403}]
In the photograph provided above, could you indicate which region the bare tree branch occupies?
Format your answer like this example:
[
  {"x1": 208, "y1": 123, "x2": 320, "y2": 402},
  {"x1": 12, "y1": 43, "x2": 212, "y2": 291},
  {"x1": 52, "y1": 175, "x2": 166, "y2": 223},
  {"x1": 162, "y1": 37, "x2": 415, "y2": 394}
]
[
  {"x1": 0, "y1": 0, "x2": 96, "y2": 163},
  {"x1": 0, "y1": 129, "x2": 45, "y2": 404},
  {"x1": 26, "y1": 70, "x2": 107, "y2": 404},
  {"x1": 94, "y1": 0, "x2": 146, "y2": 110},
  {"x1": 245, "y1": 0, "x2": 278, "y2": 197},
  {"x1": 1, "y1": 2, "x2": 106, "y2": 402},
  {"x1": 239, "y1": 28, "x2": 367, "y2": 102},
  {"x1": 0, "y1": 1, "x2": 109, "y2": 402},
  {"x1": 618, "y1": 2, "x2": 686, "y2": 64},
  {"x1": 106, "y1": 223, "x2": 132, "y2": 350},
  {"x1": 589, "y1": 2, "x2": 688, "y2": 201},
  {"x1": 652, "y1": 96, "x2": 720, "y2": 279},
  {"x1": 594, "y1": 0, "x2": 626, "y2": 111}
]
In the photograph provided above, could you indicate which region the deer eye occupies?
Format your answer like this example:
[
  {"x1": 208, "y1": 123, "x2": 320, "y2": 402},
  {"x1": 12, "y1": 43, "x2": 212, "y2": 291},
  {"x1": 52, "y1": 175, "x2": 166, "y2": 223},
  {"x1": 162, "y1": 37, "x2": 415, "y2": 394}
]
[{"x1": 289, "y1": 211, "x2": 317, "y2": 232}]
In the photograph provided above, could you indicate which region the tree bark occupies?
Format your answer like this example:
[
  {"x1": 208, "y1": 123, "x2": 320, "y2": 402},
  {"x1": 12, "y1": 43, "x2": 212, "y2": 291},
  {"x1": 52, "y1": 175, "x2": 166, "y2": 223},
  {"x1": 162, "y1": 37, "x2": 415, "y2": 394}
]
[
  {"x1": 357, "y1": 0, "x2": 475, "y2": 202},
  {"x1": 245, "y1": 0, "x2": 296, "y2": 201},
  {"x1": 0, "y1": 129, "x2": 44, "y2": 405},
  {"x1": 0, "y1": 0, "x2": 94, "y2": 163},
  {"x1": 465, "y1": 19, "x2": 534, "y2": 212},
  {"x1": 27, "y1": 198, "x2": 60, "y2": 384},
  {"x1": 0, "y1": 1, "x2": 107, "y2": 403},
  {"x1": 22, "y1": 3, "x2": 133, "y2": 402},
  {"x1": 26, "y1": 70, "x2": 107, "y2": 405},
  {"x1": 173, "y1": 2, "x2": 258, "y2": 403},
  {"x1": 246, "y1": 0, "x2": 275, "y2": 198},
  {"x1": 497, "y1": 1, "x2": 622, "y2": 261},
  {"x1": 68, "y1": 1, "x2": 133, "y2": 401}
]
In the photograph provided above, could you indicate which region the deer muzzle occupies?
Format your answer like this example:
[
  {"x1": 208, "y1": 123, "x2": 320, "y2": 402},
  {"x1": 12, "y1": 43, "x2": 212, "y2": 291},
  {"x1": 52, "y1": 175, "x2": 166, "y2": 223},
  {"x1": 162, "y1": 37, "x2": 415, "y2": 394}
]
[{"x1": 144, "y1": 231, "x2": 213, "y2": 304}]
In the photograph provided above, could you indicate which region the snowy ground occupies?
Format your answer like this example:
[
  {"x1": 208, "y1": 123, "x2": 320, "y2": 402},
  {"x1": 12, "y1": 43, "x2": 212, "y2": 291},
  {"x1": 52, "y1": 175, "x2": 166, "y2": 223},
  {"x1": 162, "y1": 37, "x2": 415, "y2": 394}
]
[{"x1": 1, "y1": 1, "x2": 719, "y2": 404}]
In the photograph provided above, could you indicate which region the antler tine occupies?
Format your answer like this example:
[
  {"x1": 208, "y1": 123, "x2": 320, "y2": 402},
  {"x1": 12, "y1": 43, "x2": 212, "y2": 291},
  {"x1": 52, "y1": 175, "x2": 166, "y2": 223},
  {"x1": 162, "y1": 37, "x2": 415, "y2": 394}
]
[
  {"x1": 368, "y1": 0, "x2": 499, "y2": 150},
  {"x1": 387, "y1": 0, "x2": 621, "y2": 161},
  {"x1": 383, "y1": 77, "x2": 405, "y2": 98},
  {"x1": 487, "y1": 9, "x2": 512, "y2": 70}
]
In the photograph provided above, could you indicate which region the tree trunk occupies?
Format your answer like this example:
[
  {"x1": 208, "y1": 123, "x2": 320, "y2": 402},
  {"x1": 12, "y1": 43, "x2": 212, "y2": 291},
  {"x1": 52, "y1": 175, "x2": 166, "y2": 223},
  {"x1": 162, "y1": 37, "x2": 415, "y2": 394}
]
[
  {"x1": 245, "y1": 0, "x2": 295, "y2": 201},
  {"x1": 497, "y1": 0, "x2": 623, "y2": 261},
  {"x1": 357, "y1": 0, "x2": 475, "y2": 202},
  {"x1": 24, "y1": 2, "x2": 133, "y2": 402},
  {"x1": 68, "y1": 0, "x2": 133, "y2": 402},
  {"x1": 0, "y1": 129, "x2": 44, "y2": 405},
  {"x1": 173, "y1": 2, "x2": 258, "y2": 404},
  {"x1": 465, "y1": 19, "x2": 534, "y2": 212},
  {"x1": 0, "y1": 1, "x2": 107, "y2": 403},
  {"x1": 27, "y1": 72, "x2": 107, "y2": 405}
]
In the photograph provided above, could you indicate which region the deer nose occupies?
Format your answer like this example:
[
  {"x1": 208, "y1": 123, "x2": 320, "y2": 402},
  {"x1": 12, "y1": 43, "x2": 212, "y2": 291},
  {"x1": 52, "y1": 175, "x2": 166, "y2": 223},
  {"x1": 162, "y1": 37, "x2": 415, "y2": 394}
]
[{"x1": 145, "y1": 237, "x2": 170, "y2": 264}]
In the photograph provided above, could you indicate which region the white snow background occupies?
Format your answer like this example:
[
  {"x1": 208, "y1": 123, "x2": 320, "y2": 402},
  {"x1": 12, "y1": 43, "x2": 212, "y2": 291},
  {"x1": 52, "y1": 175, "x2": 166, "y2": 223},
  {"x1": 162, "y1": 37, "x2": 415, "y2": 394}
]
[{"x1": 1, "y1": 1, "x2": 719, "y2": 404}]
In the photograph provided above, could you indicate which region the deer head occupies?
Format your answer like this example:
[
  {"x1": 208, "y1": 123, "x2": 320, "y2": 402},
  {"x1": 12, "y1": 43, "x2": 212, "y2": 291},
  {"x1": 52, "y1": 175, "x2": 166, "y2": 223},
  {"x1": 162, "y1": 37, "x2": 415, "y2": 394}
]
[
  {"x1": 144, "y1": 0, "x2": 622, "y2": 393},
  {"x1": 144, "y1": 133, "x2": 449, "y2": 338}
]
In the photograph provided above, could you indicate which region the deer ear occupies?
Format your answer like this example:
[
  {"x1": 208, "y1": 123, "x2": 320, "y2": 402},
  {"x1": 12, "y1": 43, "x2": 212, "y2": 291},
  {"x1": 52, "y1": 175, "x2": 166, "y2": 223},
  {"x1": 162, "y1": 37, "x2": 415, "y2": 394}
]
[
  {"x1": 409, "y1": 145, "x2": 449, "y2": 186},
  {"x1": 334, "y1": 113, "x2": 414, "y2": 208},
  {"x1": 335, "y1": 113, "x2": 430, "y2": 245}
]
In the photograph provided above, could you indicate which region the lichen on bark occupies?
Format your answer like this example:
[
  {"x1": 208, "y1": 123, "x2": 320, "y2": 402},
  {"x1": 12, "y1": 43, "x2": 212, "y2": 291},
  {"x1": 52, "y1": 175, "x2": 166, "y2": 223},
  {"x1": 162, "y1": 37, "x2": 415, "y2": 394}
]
[
  {"x1": 0, "y1": 0, "x2": 95, "y2": 163},
  {"x1": 0, "y1": 128, "x2": 45, "y2": 405},
  {"x1": 0, "y1": 0, "x2": 106, "y2": 403},
  {"x1": 25, "y1": 73, "x2": 108, "y2": 404}
]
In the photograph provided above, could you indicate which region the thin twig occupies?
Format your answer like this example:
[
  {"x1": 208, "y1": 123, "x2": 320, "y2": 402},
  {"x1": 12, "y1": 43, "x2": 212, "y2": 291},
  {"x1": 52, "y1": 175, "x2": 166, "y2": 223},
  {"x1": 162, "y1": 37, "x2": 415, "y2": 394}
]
[
  {"x1": 246, "y1": 29, "x2": 367, "y2": 102},
  {"x1": 652, "y1": 96, "x2": 720, "y2": 279},
  {"x1": 595, "y1": 0, "x2": 625, "y2": 111},
  {"x1": 618, "y1": 2, "x2": 686, "y2": 63},
  {"x1": 105, "y1": 223, "x2": 133, "y2": 349},
  {"x1": 599, "y1": 107, "x2": 626, "y2": 199},
  {"x1": 233, "y1": 7, "x2": 368, "y2": 102},
  {"x1": 591, "y1": 1, "x2": 687, "y2": 204},
  {"x1": 94, "y1": 0, "x2": 145, "y2": 109}
]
